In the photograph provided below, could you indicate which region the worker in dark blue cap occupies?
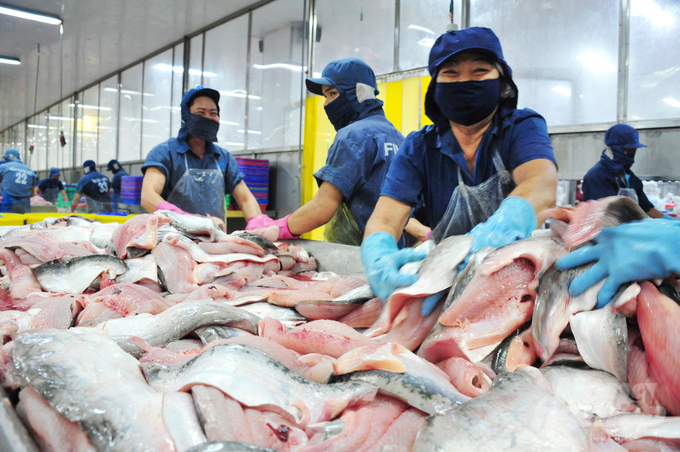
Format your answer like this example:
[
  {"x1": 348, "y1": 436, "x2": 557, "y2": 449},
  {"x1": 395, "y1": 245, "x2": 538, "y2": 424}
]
[
  {"x1": 107, "y1": 159, "x2": 128, "y2": 211},
  {"x1": 141, "y1": 85, "x2": 261, "y2": 229},
  {"x1": 360, "y1": 27, "x2": 558, "y2": 314},
  {"x1": 0, "y1": 148, "x2": 36, "y2": 213},
  {"x1": 71, "y1": 160, "x2": 112, "y2": 213},
  {"x1": 246, "y1": 58, "x2": 429, "y2": 245},
  {"x1": 581, "y1": 124, "x2": 664, "y2": 218},
  {"x1": 37, "y1": 167, "x2": 68, "y2": 204}
]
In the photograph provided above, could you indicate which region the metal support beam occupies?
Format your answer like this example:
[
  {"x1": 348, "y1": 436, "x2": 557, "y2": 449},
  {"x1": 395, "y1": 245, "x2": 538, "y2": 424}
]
[{"x1": 617, "y1": 0, "x2": 631, "y2": 123}]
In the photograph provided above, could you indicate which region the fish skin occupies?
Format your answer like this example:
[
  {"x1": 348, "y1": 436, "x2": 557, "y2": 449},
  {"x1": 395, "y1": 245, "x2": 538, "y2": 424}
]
[
  {"x1": 412, "y1": 367, "x2": 591, "y2": 452},
  {"x1": 598, "y1": 413, "x2": 680, "y2": 441},
  {"x1": 13, "y1": 328, "x2": 176, "y2": 452},
  {"x1": 0, "y1": 231, "x2": 64, "y2": 262},
  {"x1": 164, "y1": 233, "x2": 279, "y2": 265},
  {"x1": 92, "y1": 301, "x2": 260, "y2": 357},
  {"x1": 232, "y1": 232, "x2": 280, "y2": 253},
  {"x1": 118, "y1": 254, "x2": 158, "y2": 284},
  {"x1": 112, "y1": 214, "x2": 161, "y2": 259},
  {"x1": 162, "y1": 392, "x2": 207, "y2": 452},
  {"x1": 153, "y1": 241, "x2": 198, "y2": 294},
  {"x1": 31, "y1": 255, "x2": 128, "y2": 294},
  {"x1": 331, "y1": 284, "x2": 374, "y2": 303},
  {"x1": 157, "y1": 210, "x2": 218, "y2": 241},
  {"x1": 295, "y1": 300, "x2": 361, "y2": 321},
  {"x1": 570, "y1": 302, "x2": 628, "y2": 382},
  {"x1": 239, "y1": 302, "x2": 307, "y2": 329},
  {"x1": 485, "y1": 322, "x2": 536, "y2": 374},
  {"x1": 199, "y1": 237, "x2": 265, "y2": 257},
  {"x1": 337, "y1": 297, "x2": 382, "y2": 328},
  {"x1": 331, "y1": 344, "x2": 469, "y2": 415},
  {"x1": 141, "y1": 343, "x2": 377, "y2": 428}
]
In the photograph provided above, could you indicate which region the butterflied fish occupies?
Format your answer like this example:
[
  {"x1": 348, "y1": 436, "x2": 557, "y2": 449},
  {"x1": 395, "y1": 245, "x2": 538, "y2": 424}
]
[
  {"x1": 31, "y1": 255, "x2": 128, "y2": 294},
  {"x1": 157, "y1": 210, "x2": 218, "y2": 242},
  {"x1": 187, "y1": 442, "x2": 280, "y2": 452}
]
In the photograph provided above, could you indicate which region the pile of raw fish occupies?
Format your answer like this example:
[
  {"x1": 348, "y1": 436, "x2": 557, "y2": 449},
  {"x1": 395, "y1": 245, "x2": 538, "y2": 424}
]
[{"x1": 0, "y1": 199, "x2": 678, "y2": 452}]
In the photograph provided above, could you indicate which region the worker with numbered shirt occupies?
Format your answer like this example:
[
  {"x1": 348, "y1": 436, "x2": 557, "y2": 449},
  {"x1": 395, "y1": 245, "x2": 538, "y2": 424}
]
[{"x1": 71, "y1": 160, "x2": 112, "y2": 213}]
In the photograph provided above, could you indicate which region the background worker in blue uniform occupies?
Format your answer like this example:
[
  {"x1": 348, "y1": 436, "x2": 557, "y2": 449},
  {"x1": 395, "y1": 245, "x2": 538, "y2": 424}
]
[
  {"x1": 0, "y1": 148, "x2": 36, "y2": 214},
  {"x1": 37, "y1": 167, "x2": 68, "y2": 204},
  {"x1": 361, "y1": 27, "x2": 558, "y2": 314},
  {"x1": 141, "y1": 86, "x2": 261, "y2": 228},
  {"x1": 107, "y1": 159, "x2": 128, "y2": 211},
  {"x1": 70, "y1": 160, "x2": 112, "y2": 213},
  {"x1": 581, "y1": 124, "x2": 664, "y2": 218},
  {"x1": 245, "y1": 58, "x2": 430, "y2": 245}
]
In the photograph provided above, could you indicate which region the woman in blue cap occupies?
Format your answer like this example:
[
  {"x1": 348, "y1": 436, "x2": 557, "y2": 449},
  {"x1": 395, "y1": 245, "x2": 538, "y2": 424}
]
[
  {"x1": 37, "y1": 168, "x2": 68, "y2": 204},
  {"x1": 107, "y1": 159, "x2": 128, "y2": 211},
  {"x1": 361, "y1": 27, "x2": 558, "y2": 314},
  {"x1": 246, "y1": 57, "x2": 428, "y2": 244},
  {"x1": 581, "y1": 124, "x2": 664, "y2": 218}
]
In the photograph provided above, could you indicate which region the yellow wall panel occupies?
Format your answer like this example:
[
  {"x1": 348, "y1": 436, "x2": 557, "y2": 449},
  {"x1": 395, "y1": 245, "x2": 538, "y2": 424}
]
[
  {"x1": 420, "y1": 76, "x2": 433, "y2": 127},
  {"x1": 384, "y1": 80, "x2": 403, "y2": 132},
  {"x1": 401, "y1": 77, "x2": 421, "y2": 136},
  {"x1": 376, "y1": 82, "x2": 387, "y2": 103}
]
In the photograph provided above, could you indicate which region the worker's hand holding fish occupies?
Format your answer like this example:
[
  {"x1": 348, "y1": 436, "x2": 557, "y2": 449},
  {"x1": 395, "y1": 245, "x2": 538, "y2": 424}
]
[
  {"x1": 556, "y1": 218, "x2": 680, "y2": 308},
  {"x1": 466, "y1": 197, "x2": 537, "y2": 256},
  {"x1": 361, "y1": 232, "x2": 427, "y2": 301}
]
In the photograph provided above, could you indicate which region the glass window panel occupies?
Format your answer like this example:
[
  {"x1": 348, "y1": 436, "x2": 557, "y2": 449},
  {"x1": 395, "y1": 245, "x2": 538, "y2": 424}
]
[
  {"x1": 46, "y1": 106, "x2": 59, "y2": 171},
  {"x1": 10, "y1": 123, "x2": 25, "y2": 160},
  {"x1": 32, "y1": 113, "x2": 47, "y2": 171},
  {"x1": 399, "y1": 0, "x2": 461, "y2": 71},
  {"x1": 99, "y1": 75, "x2": 119, "y2": 166},
  {"x1": 142, "y1": 49, "x2": 173, "y2": 158},
  {"x1": 315, "y1": 0, "x2": 396, "y2": 76},
  {"x1": 188, "y1": 35, "x2": 203, "y2": 89},
  {"x1": 119, "y1": 63, "x2": 143, "y2": 162},
  {"x1": 470, "y1": 0, "x2": 619, "y2": 126},
  {"x1": 628, "y1": 0, "x2": 680, "y2": 121},
  {"x1": 171, "y1": 43, "x2": 185, "y2": 137},
  {"x1": 79, "y1": 86, "x2": 99, "y2": 166},
  {"x1": 249, "y1": 0, "x2": 306, "y2": 150},
  {"x1": 203, "y1": 16, "x2": 248, "y2": 151},
  {"x1": 0, "y1": 131, "x2": 5, "y2": 154},
  {"x1": 26, "y1": 115, "x2": 39, "y2": 168},
  {"x1": 58, "y1": 98, "x2": 74, "y2": 169}
]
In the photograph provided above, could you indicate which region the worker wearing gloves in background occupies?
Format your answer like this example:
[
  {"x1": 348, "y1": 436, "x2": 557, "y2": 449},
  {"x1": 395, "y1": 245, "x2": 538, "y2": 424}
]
[
  {"x1": 361, "y1": 27, "x2": 557, "y2": 315},
  {"x1": 0, "y1": 148, "x2": 36, "y2": 214},
  {"x1": 107, "y1": 159, "x2": 128, "y2": 211},
  {"x1": 141, "y1": 85, "x2": 261, "y2": 229},
  {"x1": 246, "y1": 58, "x2": 430, "y2": 245},
  {"x1": 557, "y1": 218, "x2": 680, "y2": 308},
  {"x1": 71, "y1": 160, "x2": 112, "y2": 213},
  {"x1": 582, "y1": 124, "x2": 665, "y2": 219},
  {"x1": 37, "y1": 167, "x2": 68, "y2": 204}
]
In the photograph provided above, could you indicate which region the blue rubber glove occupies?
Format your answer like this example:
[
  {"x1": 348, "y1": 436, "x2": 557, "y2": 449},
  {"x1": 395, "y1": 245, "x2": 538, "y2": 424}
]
[
  {"x1": 662, "y1": 214, "x2": 679, "y2": 221},
  {"x1": 555, "y1": 218, "x2": 680, "y2": 308},
  {"x1": 421, "y1": 290, "x2": 447, "y2": 316},
  {"x1": 457, "y1": 197, "x2": 537, "y2": 273},
  {"x1": 361, "y1": 232, "x2": 427, "y2": 302}
]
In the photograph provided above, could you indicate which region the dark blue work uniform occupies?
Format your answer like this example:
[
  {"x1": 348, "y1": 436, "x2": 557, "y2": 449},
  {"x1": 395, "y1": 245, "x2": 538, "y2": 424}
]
[
  {"x1": 110, "y1": 168, "x2": 128, "y2": 209},
  {"x1": 582, "y1": 153, "x2": 654, "y2": 212},
  {"x1": 38, "y1": 178, "x2": 64, "y2": 201},
  {"x1": 76, "y1": 171, "x2": 112, "y2": 202},
  {"x1": 142, "y1": 140, "x2": 243, "y2": 200},
  {"x1": 381, "y1": 107, "x2": 555, "y2": 228},
  {"x1": 0, "y1": 160, "x2": 36, "y2": 213},
  {"x1": 314, "y1": 109, "x2": 404, "y2": 235}
]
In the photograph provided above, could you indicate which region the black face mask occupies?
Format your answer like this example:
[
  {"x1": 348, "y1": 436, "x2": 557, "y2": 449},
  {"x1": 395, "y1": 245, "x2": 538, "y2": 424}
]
[
  {"x1": 434, "y1": 78, "x2": 502, "y2": 126},
  {"x1": 186, "y1": 113, "x2": 220, "y2": 142},
  {"x1": 324, "y1": 95, "x2": 356, "y2": 131}
]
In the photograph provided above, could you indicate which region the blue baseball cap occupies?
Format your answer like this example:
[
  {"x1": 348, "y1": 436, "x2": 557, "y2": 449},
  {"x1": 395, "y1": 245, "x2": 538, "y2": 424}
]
[
  {"x1": 4, "y1": 149, "x2": 20, "y2": 161},
  {"x1": 49, "y1": 167, "x2": 60, "y2": 177},
  {"x1": 83, "y1": 160, "x2": 97, "y2": 172},
  {"x1": 305, "y1": 58, "x2": 379, "y2": 96},
  {"x1": 605, "y1": 124, "x2": 647, "y2": 149}
]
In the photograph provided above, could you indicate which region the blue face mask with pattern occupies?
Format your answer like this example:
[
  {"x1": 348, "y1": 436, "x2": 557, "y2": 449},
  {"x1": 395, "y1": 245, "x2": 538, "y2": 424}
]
[{"x1": 186, "y1": 113, "x2": 220, "y2": 142}]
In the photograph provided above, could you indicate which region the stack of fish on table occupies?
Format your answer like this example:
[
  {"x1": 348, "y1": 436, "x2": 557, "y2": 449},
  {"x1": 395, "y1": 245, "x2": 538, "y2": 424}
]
[{"x1": 0, "y1": 198, "x2": 678, "y2": 452}]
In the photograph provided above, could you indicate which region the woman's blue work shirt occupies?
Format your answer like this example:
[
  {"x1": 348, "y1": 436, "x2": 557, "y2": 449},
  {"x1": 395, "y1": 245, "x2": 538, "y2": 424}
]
[
  {"x1": 142, "y1": 138, "x2": 244, "y2": 200},
  {"x1": 581, "y1": 158, "x2": 654, "y2": 213},
  {"x1": 381, "y1": 107, "x2": 556, "y2": 228},
  {"x1": 314, "y1": 112, "x2": 404, "y2": 234}
]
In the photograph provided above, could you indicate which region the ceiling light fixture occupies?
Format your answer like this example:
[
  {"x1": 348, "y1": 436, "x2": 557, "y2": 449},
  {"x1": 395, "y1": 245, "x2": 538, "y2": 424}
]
[
  {"x1": 0, "y1": 56, "x2": 21, "y2": 65},
  {"x1": 0, "y1": 5, "x2": 61, "y2": 25}
]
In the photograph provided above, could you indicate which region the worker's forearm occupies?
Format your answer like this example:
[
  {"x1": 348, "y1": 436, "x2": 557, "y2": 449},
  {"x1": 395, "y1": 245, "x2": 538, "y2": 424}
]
[
  {"x1": 404, "y1": 218, "x2": 431, "y2": 242},
  {"x1": 70, "y1": 192, "x2": 80, "y2": 212},
  {"x1": 648, "y1": 207, "x2": 664, "y2": 219},
  {"x1": 364, "y1": 197, "x2": 411, "y2": 242},
  {"x1": 141, "y1": 189, "x2": 165, "y2": 213},
  {"x1": 239, "y1": 197, "x2": 262, "y2": 221},
  {"x1": 61, "y1": 190, "x2": 68, "y2": 201},
  {"x1": 509, "y1": 177, "x2": 557, "y2": 227},
  {"x1": 287, "y1": 198, "x2": 339, "y2": 236}
]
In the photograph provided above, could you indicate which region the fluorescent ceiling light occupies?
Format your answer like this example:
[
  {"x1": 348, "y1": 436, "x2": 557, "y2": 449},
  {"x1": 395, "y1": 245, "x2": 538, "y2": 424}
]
[
  {"x1": 47, "y1": 116, "x2": 74, "y2": 121},
  {"x1": 408, "y1": 24, "x2": 435, "y2": 34},
  {"x1": 0, "y1": 56, "x2": 21, "y2": 65},
  {"x1": 27, "y1": 124, "x2": 47, "y2": 129},
  {"x1": 663, "y1": 98, "x2": 680, "y2": 108},
  {"x1": 0, "y1": 5, "x2": 61, "y2": 25},
  {"x1": 103, "y1": 87, "x2": 154, "y2": 97},
  {"x1": 631, "y1": 0, "x2": 674, "y2": 27},
  {"x1": 154, "y1": 64, "x2": 216, "y2": 77},
  {"x1": 219, "y1": 89, "x2": 261, "y2": 100},
  {"x1": 220, "y1": 120, "x2": 239, "y2": 126},
  {"x1": 252, "y1": 63, "x2": 307, "y2": 72},
  {"x1": 70, "y1": 103, "x2": 111, "y2": 111},
  {"x1": 552, "y1": 86, "x2": 572, "y2": 96},
  {"x1": 312, "y1": 72, "x2": 322, "y2": 78},
  {"x1": 237, "y1": 129, "x2": 262, "y2": 135},
  {"x1": 578, "y1": 53, "x2": 617, "y2": 72},
  {"x1": 417, "y1": 38, "x2": 436, "y2": 48},
  {"x1": 224, "y1": 142, "x2": 244, "y2": 146}
]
